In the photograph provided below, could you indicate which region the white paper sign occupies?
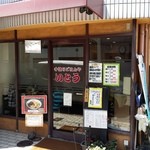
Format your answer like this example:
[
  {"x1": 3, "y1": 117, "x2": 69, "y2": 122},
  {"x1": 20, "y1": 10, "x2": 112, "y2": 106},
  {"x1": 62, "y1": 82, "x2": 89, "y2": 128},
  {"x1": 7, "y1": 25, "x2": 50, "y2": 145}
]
[
  {"x1": 103, "y1": 63, "x2": 120, "y2": 86},
  {"x1": 63, "y1": 93, "x2": 72, "y2": 106},
  {"x1": 123, "y1": 77, "x2": 131, "y2": 95},
  {"x1": 25, "y1": 40, "x2": 41, "y2": 53},
  {"x1": 25, "y1": 114, "x2": 43, "y2": 127},
  {"x1": 89, "y1": 63, "x2": 102, "y2": 83},
  {"x1": 84, "y1": 109, "x2": 107, "y2": 129}
]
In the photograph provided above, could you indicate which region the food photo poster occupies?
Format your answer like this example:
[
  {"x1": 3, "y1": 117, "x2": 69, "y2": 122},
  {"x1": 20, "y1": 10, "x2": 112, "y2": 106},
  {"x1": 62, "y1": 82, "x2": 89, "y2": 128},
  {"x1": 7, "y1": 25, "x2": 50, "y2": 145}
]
[{"x1": 21, "y1": 95, "x2": 47, "y2": 114}]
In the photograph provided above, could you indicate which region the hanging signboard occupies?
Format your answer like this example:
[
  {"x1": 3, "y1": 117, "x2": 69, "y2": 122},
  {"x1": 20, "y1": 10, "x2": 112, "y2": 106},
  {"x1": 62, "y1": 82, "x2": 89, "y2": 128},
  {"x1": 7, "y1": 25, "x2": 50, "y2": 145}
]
[
  {"x1": 103, "y1": 63, "x2": 120, "y2": 86},
  {"x1": 88, "y1": 87, "x2": 102, "y2": 108},
  {"x1": 25, "y1": 114, "x2": 43, "y2": 127},
  {"x1": 21, "y1": 95, "x2": 47, "y2": 114},
  {"x1": 84, "y1": 109, "x2": 107, "y2": 129},
  {"x1": 89, "y1": 62, "x2": 102, "y2": 83}
]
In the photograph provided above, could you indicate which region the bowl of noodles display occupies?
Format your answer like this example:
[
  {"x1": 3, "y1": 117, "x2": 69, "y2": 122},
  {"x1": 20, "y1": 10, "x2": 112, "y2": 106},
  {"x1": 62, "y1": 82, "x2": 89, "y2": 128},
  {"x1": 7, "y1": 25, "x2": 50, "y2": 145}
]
[{"x1": 26, "y1": 99, "x2": 42, "y2": 110}]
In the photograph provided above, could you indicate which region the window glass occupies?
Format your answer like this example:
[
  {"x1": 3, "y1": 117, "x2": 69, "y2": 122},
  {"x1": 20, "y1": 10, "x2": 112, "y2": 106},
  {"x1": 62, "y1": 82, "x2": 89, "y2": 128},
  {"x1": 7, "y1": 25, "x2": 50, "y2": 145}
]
[
  {"x1": 0, "y1": 43, "x2": 16, "y2": 116},
  {"x1": 89, "y1": 36, "x2": 132, "y2": 132},
  {"x1": 18, "y1": 40, "x2": 48, "y2": 117},
  {"x1": 52, "y1": 44, "x2": 84, "y2": 131}
]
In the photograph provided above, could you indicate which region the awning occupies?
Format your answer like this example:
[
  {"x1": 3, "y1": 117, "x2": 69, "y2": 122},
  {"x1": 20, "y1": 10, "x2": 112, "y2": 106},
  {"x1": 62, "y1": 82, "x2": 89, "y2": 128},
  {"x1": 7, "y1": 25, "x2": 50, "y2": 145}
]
[{"x1": 0, "y1": 0, "x2": 103, "y2": 18}]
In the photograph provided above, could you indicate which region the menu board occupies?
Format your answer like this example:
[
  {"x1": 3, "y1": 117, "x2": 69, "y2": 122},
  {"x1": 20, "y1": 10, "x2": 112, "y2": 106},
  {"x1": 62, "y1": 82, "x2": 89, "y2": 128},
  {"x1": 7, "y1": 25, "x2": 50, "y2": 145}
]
[
  {"x1": 84, "y1": 109, "x2": 107, "y2": 129},
  {"x1": 88, "y1": 87, "x2": 102, "y2": 108},
  {"x1": 89, "y1": 63, "x2": 102, "y2": 83},
  {"x1": 103, "y1": 63, "x2": 120, "y2": 86}
]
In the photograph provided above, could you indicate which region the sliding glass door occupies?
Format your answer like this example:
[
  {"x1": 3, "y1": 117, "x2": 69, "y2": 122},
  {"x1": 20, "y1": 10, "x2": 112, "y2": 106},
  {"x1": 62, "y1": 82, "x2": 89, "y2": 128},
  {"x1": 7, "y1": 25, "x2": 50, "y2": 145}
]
[{"x1": 52, "y1": 40, "x2": 85, "y2": 140}]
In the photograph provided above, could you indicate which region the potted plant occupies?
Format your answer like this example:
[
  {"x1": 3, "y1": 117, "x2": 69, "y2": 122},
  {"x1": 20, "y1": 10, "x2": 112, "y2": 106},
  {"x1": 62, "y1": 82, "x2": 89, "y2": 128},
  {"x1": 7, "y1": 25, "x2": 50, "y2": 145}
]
[
  {"x1": 87, "y1": 139, "x2": 117, "y2": 150},
  {"x1": 80, "y1": 127, "x2": 117, "y2": 150}
]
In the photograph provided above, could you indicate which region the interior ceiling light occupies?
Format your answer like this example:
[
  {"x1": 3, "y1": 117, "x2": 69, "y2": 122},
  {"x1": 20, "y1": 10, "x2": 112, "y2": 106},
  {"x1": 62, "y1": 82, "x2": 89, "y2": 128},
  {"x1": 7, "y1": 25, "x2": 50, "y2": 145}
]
[{"x1": 79, "y1": 7, "x2": 93, "y2": 15}]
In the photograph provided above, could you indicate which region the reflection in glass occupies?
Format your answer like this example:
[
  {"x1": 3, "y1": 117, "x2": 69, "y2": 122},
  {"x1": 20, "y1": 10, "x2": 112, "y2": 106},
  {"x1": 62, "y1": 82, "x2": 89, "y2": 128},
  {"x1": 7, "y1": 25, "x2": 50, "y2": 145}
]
[
  {"x1": 89, "y1": 36, "x2": 132, "y2": 132},
  {"x1": 53, "y1": 45, "x2": 84, "y2": 131},
  {"x1": 0, "y1": 43, "x2": 15, "y2": 116},
  {"x1": 18, "y1": 40, "x2": 48, "y2": 117}
]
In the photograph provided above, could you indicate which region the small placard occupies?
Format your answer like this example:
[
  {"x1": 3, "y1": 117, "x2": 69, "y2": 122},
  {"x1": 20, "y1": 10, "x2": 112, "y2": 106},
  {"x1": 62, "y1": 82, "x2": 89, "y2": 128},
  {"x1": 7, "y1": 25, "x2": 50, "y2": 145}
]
[
  {"x1": 25, "y1": 114, "x2": 43, "y2": 127},
  {"x1": 63, "y1": 93, "x2": 72, "y2": 106}
]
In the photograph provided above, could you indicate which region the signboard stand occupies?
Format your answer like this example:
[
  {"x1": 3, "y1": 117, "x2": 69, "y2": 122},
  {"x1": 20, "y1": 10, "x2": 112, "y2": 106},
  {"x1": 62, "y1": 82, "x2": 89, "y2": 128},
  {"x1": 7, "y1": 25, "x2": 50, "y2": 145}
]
[{"x1": 21, "y1": 95, "x2": 47, "y2": 141}]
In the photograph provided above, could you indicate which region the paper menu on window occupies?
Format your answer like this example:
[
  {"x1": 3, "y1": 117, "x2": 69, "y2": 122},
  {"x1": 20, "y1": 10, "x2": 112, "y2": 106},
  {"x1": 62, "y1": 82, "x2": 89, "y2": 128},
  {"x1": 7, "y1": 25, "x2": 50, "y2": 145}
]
[
  {"x1": 89, "y1": 63, "x2": 102, "y2": 83},
  {"x1": 63, "y1": 93, "x2": 72, "y2": 106},
  {"x1": 84, "y1": 109, "x2": 107, "y2": 129},
  {"x1": 88, "y1": 87, "x2": 102, "y2": 108},
  {"x1": 103, "y1": 63, "x2": 120, "y2": 86}
]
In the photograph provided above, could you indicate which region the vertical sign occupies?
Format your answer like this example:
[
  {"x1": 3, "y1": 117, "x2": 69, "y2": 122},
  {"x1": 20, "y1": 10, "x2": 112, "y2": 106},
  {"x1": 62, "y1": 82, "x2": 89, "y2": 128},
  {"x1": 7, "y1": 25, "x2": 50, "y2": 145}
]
[{"x1": 137, "y1": 55, "x2": 150, "y2": 119}]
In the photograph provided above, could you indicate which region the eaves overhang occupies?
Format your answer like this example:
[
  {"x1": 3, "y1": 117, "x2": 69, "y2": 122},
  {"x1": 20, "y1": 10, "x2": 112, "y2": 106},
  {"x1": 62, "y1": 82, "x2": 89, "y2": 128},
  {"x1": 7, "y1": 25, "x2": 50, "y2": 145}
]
[{"x1": 0, "y1": 0, "x2": 103, "y2": 18}]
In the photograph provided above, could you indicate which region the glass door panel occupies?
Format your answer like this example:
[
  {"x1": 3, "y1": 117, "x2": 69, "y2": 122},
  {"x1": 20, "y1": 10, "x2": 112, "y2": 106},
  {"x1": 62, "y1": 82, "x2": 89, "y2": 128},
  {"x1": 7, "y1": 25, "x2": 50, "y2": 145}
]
[{"x1": 52, "y1": 42, "x2": 84, "y2": 132}]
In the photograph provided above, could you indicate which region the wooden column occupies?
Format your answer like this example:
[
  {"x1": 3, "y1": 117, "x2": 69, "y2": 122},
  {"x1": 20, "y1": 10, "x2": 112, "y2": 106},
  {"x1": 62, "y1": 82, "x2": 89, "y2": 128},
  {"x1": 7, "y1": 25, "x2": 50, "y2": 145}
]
[
  {"x1": 145, "y1": 24, "x2": 149, "y2": 91},
  {"x1": 149, "y1": 25, "x2": 150, "y2": 92},
  {"x1": 139, "y1": 24, "x2": 145, "y2": 55},
  {"x1": 14, "y1": 30, "x2": 19, "y2": 131}
]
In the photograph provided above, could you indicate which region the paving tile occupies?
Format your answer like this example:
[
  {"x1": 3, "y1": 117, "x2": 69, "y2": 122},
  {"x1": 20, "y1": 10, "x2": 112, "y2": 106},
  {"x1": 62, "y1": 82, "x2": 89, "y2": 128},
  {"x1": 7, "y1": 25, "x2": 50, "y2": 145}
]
[{"x1": 0, "y1": 129, "x2": 43, "y2": 149}]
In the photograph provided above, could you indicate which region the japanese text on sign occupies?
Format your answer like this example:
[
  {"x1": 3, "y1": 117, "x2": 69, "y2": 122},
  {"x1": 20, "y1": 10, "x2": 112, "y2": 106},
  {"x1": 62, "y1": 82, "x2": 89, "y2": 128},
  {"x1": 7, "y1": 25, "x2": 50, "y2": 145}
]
[{"x1": 54, "y1": 66, "x2": 82, "y2": 84}]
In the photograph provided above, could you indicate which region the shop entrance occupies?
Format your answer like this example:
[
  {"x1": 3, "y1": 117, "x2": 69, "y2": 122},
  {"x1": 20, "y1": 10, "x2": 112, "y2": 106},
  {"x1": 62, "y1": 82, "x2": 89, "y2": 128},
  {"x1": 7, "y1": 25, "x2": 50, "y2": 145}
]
[{"x1": 51, "y1": 39, "x2": 85, "y2": 141}]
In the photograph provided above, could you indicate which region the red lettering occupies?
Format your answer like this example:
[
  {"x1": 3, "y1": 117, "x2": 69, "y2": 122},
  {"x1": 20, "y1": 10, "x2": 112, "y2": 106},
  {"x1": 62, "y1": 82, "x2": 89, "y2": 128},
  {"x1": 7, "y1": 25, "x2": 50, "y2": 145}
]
[
  {"x1": 64, "y1": 73, "x2": 71, "y2": 83},
  {"x1": 72, "y1": 73, "x2": 80, "y2": 83},
  {"x1": 54, "y1": 72, "x2": 81, "y2": 84},
  {"x1": 54, "y1": 73, "x2": 63, "y2": 82},
  {"x1": 54, "y1": 66, "x2": 82, "y2": 72}
]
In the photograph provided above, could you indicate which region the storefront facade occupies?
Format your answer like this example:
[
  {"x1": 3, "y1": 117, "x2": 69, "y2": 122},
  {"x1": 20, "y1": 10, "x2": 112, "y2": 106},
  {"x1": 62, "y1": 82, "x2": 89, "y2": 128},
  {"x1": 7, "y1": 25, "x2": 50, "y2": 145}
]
[{"x1": 0, "y1": 1, "x2": 150, "y2": 150}]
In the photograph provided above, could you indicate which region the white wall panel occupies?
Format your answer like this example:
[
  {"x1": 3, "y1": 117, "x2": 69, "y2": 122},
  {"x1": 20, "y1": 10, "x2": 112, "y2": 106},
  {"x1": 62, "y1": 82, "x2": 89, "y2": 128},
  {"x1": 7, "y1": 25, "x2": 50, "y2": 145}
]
[{"x1": 103, "y1": 0, "x2": 150, "y2": 19}]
